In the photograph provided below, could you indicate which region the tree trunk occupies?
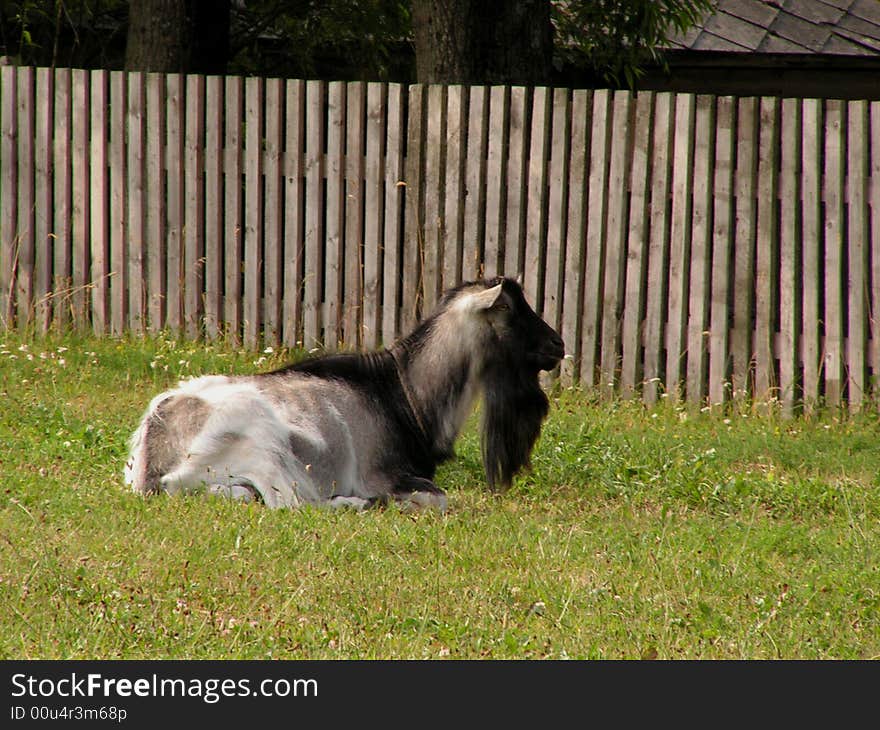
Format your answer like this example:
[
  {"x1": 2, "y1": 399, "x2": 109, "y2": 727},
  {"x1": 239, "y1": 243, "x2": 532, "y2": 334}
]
[
  {"x1": 125, "y1": 0, "x2": 230, "y2": 74},
  {"x1": 412, "y1": 0, "x2": 552, "y2": 85}
]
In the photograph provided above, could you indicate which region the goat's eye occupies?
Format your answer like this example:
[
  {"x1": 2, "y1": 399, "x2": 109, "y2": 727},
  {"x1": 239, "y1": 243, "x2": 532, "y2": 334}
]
[{"x1": 494, "y1": 302, "x2": 509, "y2": 312}]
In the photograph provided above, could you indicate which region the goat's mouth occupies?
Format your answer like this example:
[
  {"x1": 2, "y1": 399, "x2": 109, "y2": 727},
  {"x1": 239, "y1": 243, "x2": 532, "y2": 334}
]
[{"x1": 529, "y1": 345, "x2": 565, "y2": 371}]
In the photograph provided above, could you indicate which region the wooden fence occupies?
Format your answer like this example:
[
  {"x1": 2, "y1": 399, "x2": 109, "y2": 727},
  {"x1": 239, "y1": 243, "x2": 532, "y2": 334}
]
[{"x1": 1, "y1": 66, "x2": 879, "y2": 410}]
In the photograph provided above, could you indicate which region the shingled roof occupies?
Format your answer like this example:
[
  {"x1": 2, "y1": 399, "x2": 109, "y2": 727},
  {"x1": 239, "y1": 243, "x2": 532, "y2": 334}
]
[{"x1": 666, "y1": 0, "x2": 880, "y2": 55}]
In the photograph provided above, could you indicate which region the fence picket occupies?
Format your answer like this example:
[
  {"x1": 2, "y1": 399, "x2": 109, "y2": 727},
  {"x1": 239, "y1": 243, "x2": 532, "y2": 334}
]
[
  {"x1": 666, "y1": 93, "x2": 695, "y2": 401},
  {"x1": 145, "y1": 73, "x2": 165, "y2": 332},
  {"x1": 685, "y1": 94, "x2": 715, "y2": 404},
  {"x1": 643, "y1": 92, "x2": 674, "y2": 405},
  {"x1": 16, "y1": 67, "x2": 35, "y2": 331},
  {"x1": 243, "y1": 76, "x2": 263, "y2": 348},
  {"x1": 523, "y1": 87, "x2": 550, "y2": 311},
  {"x1": 283, "y1": 79, "x2": 305, "y2": 348},
  {"x1": 223, "y1": 76, "x2": 242, "y2": 343},
  {"x1": 708, "y1": 96, "x2": 735, "y2": 407},
  {"x1": 34, "y1": 67, "x2": 53, "y2": 334},
  {"x1": 382, "y1": 84, "x2": 406, "y2": 344},
  {"x1": 580, "y1": 89, "x2": 611, "y2": 388},
  {"x1": 422, "y1": 84, "x2": 445, "y2": 312},
  {"x1": 303, "y1": 80, "x2": 324, "y2": 350},
  {"x1": 71, "y1": 69, "x2": 90, "y2": 330},
  {"x1": 204, "y1": 76, "x2": 222, "y2": 339},
  {"x1": 89, "y1": 70, "x2": 109, "y2": 336},
  {"x1": 755, "y1": 97, "x2": 779, "y2": 403},
  {"x1": 344, "y1": 82, "x2": 365, "y2": 346},
  {"x1": 52, "y1": 68, "x2": 72, "y2": 330},
  {"x1": 165, "y1": 74, "x2": 184, "y2": 333},
  {"x1": 824, "y1": 99, "x2": 845, "y2": 407},
  {"x1": 732, "y1": 97, "x2": 758, "y2": 401},
  {"x1": 184, "y1": 74, "x2": 205, "y2": 340},
  {"x1": 363, "y1": 82, "x2": 386, "y2": 348},
  {"x1": 505, "y1": 86, "x2": 529, "y2": 277},
  {"x1": 109, "y1": 71, "x2": 126, "y2": 336},
  {"x1": 263, "y1": 78, "x2": 284, "y2": 346},
  {"x1": 402, "y1": 84, "x2": 423, "y2": 330},
  {"x1": 779, "y1": 98, "x2": 801, "y2": 415},
  {"x1": 872, "y1": 102, "x2": 880, "y2": 406},
  {"x1": 560, "y1": 89, "x2": 591, "y2": 387},
  {"x1": 620, "y1": 91, "x2": 652, "y2": 398},
  {"x1": 847, "y1": 100, "x2": 869, "y2": 411},
  {"x1": 0, "y1": 66, "x2": 17, "y2": 326},
  {"x1": 600, "y1": 90, "x2": 633, "y2": 399},
  {"x1": 801, "y1": 99, "x2": 822, "y2": 411},
  {"x1": 441, "y1": 84, "x2": 465, "y2": 291},
  {"x1": 543, "y1": 88, "x2": 570, "y2": 335},
  {"x1": 324, "y1": 80, "x2": 346, "y2": 349},
  {"x1": 462, "y1": 86, "x2": 487, "y2": 284},
  {"x1": 484, "y1": 86, "x2": 508, "y2": 278}
]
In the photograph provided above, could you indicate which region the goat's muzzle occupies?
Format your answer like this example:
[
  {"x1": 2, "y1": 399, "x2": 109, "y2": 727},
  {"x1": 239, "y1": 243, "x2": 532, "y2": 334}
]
[{"x1": 530, "y1": 332, "x2": 565, "y2": 371}]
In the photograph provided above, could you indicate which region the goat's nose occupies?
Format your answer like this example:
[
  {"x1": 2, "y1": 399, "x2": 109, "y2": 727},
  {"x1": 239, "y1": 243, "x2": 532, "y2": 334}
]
[{"x1": 552, "y1": 333, "x2": 565, "y2": 354}]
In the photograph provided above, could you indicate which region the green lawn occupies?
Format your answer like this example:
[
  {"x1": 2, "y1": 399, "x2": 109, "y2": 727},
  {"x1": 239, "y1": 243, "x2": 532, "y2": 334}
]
[{"x1": 1, "y1": 332, "x2": 878, "y2": 659}]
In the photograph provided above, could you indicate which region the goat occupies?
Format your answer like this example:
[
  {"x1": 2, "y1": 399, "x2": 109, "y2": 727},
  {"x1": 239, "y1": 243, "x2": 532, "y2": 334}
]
[{"x1": 124, "y1": 277, "x2": 565, "y2": 511}]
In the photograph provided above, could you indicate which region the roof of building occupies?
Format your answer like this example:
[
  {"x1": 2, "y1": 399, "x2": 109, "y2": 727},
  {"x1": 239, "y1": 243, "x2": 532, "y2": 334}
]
[{"x1": 666, "y1": 0, "x2": 880, "y2": 55}]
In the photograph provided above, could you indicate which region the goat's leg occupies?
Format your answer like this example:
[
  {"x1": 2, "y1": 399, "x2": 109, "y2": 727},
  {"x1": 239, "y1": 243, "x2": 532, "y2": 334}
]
[
  {"x1": 206, "y1": 483, "x2": 262, "y2": 503},
  {"x1": 391, "y1": 476, "x2": 448, "y2": 512}
]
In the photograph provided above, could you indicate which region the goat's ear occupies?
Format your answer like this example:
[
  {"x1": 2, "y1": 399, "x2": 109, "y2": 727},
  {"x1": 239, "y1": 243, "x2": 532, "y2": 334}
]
[{"x1": 468, "y1": 283, "x2": 504, "y2": 311}]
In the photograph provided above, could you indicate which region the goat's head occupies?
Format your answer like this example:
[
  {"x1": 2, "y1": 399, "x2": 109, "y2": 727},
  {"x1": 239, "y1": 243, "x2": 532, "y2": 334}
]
[{"x1": 451, "y1": 277, "x2": 565, "y2": 491}]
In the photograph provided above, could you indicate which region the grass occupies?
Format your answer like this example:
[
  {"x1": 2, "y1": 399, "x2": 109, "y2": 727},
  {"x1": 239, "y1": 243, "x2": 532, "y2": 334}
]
[{"x1": 1, "y1": 331, "x2": 878, "y2": 659}]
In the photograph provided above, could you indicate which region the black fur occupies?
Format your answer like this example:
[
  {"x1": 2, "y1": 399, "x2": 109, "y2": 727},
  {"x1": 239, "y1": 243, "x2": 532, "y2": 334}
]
[{"x1": 267, "y1": 277, "x2": 563, "y2": 494}]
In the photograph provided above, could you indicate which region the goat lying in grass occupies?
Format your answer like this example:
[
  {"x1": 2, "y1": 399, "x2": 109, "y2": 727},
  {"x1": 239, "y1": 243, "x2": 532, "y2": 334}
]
[{"x1": 125, "y1": 277, "x2": 565, "y2": 510}]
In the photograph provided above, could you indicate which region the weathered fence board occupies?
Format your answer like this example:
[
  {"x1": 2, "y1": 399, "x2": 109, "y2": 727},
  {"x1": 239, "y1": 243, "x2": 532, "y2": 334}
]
[
  {"x1": 685, "y1": 95, "x2": 714, "y2": 405},
  {"x1": 204, "y1": 75, "x2": 222, "y2": 340},
  {"x1": 16, "y1": 66, "x2": 34, "y2": 332},
  {"x1": 382, "y1": 83, "x2": 406, "y2": 345},
  {"x1": 847, "y1": 100, "x2": 869, "y2": 411},
  {"x1": 732, "y1": 97, "x2": 758, "y2": 402},
  {"x1": 283, "y1": 79, "x2": 305, "y2": 348},
  {"x1": 708, "y1": 96, "x2": 734, "y2": 408},
  {"x1": 324, "y1": 80, "x2": 346, "y2": 349},
  {"x1": 184, "y1": 74, "x2": 205, "y2": 340},
  {"x1": 560, "y1": 89, "x2": 590, "y2": 387},
  {"x1": 523, "y1": 86, "x2": 550, "y2": 312},
  {"x1": 34, "y1": 67, "x2": 53, "y2": 334},
  {"x1": 801, "y1": 98, "x2": 822, "y2": 411},
  {"x1": 1, "y1": 65, "x2": 17, "y2": 325},
  {"x1": 666, "y1": 93, "x2": 695, "y2": 401},
  {"x1": 263, "y1": 78, "x2": 283, "y2": 346},
  {"x1": 244, "y1": 76, "x2": 263, "y2": 349},
  {"x1": 642, "y1": 92, "x2": 674, "y2": 406},
  {"x1": 824, "y1": 99, "x2": 845, "y2": 407},
  {"x1": 165, "y1": 73, "x2": 184, "y2": 334},
  {"x1": 303, "y1": 79, "x2": 324, "y2": 350},
  {"x1": 755, "y1": 96, "x2": 779, "y2": 403},
  {"x1": 343, "y1": 81, "x2": 364, "y2": 346},
  {"x1": 3, "y1": 66, "x2": 879, "y2": 411},
  {"x1": 600, "y1": 90, "x2": 632, "y2": 399},
  {"x1": 579, "y1": 88, "x2": 611, "y2": 387},
  {"x1": 779, "y1": 98, "x2": 800, "y2": 415},
  {"x1": 89, "y1": 70, "x2": 109, "y2": 336},
  {"x1": 363, "y1": 82, "x2": 386, "y2": 348},
  {"x1": 223, "y1": 75, "x2": 242, "y2": 343},
  {"x1": 53, "y1": 68, "x2": 72, "y2": 330},
  {"x1": 620, "y1": 91, "x2": 651, "y2": 398},
  {"x1": 145, "y1": 73, "x2": 165, "y2": 332},
  {"x1": 109, "y1": 71, "x2": 126, "y2": 336}
]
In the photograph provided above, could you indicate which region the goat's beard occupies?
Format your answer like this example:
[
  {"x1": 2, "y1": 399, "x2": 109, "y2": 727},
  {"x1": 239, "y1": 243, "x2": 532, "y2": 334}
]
[{"x1": 480, "y1": 362, "x2": 550, "y2": 491}]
